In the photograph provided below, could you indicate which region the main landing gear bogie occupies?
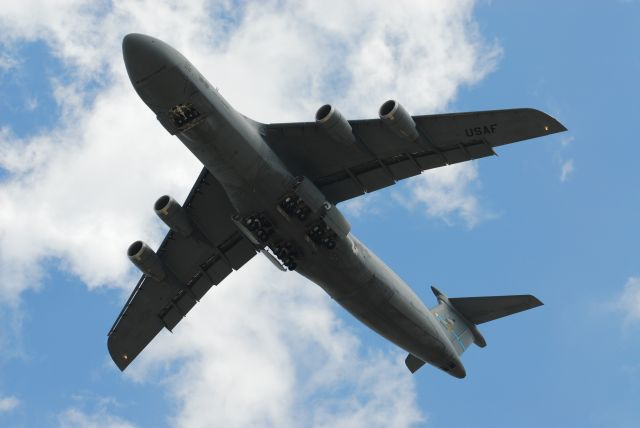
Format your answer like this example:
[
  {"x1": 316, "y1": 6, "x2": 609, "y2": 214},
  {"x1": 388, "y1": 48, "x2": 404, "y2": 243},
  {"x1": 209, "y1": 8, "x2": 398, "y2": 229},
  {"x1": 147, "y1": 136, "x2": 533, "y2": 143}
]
[
  {"x1": 243, "y1": 213, "x2": 274, "y2": 243},
  {"x1": 279, "y1": 195, "x2": 311, "y2": 221},
  {"x1": 278, "y1": 192, "x2": 339, "y2": 252},
  {"x1": 169, "y1": 103, "x2": 201, "y2": 129},
  {"x1": 270, "y1": 241, "x2": 299, "y2": 271},
  {"x1": 237, "y1": 212, "x2": 299, "y2": 271},
  {"x1": 307, "y1": 222, "x2": 337, "y2": 250}
]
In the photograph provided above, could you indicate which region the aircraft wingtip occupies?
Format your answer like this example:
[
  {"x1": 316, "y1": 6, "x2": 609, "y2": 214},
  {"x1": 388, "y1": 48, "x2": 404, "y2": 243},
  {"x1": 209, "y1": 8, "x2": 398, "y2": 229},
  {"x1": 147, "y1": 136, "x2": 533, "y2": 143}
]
[{"x1": 107, "y1": 334, "x2": 131, "y2": 372}]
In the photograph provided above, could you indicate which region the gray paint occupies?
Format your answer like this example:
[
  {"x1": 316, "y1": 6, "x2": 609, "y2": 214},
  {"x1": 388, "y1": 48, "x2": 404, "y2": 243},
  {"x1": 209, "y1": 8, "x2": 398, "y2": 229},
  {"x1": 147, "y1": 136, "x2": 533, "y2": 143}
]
[{"x1": 109, "y1": 34, "x2": 565, "y2": 378}]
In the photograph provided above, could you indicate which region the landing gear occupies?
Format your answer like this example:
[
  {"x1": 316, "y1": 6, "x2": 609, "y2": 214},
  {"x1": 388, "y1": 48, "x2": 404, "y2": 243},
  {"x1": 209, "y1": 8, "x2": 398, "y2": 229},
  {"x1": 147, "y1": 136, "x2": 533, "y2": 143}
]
[
  {"x1": 270, "y1": 241, "x2": 299, "y2": 271},
  {"x1": 242, "y1": 214, "x2": 273, "y2": 242},
  {"x1": 286, "y1": 261, "x2": 297, "y2": 271},
  {"x1": 169, "y1": 103, "x2": 201, "y2": 128},
  {"x1": 234, "y1": 212, "x2": 301, "y2": 272},
  {"x1": 306, "y1": 221, "x2": 338, "y2": 250},
  {"x1": 279, "y1": 195, "x2": 310, "y2": 221},
  {"x1": 321, "y1": 237, "x2": 336, "y2": 249}
]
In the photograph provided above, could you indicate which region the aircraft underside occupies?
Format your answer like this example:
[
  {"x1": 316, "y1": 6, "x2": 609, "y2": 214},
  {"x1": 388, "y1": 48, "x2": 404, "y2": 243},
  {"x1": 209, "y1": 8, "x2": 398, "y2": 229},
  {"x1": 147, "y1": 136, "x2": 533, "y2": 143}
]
[{"x1": 107, "y1": 33, "x2": 562, "y2": 379}]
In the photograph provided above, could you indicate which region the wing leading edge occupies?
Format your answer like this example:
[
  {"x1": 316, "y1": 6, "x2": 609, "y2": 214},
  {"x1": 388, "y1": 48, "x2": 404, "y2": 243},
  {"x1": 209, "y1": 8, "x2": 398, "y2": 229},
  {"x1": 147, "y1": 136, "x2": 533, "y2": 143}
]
[
  {"x1": 107, "y1": 168, "x2": 256, "y2": 371},
  {"x1": 264, "y1": 108, "x2": 567, "y2": 204}
]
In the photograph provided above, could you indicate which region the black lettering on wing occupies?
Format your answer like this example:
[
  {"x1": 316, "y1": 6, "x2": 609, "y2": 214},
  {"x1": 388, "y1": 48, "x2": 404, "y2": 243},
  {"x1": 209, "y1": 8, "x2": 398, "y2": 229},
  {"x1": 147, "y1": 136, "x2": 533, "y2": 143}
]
[{"x1": 465, "y1": 124, "x2": 498, "y2": 137}]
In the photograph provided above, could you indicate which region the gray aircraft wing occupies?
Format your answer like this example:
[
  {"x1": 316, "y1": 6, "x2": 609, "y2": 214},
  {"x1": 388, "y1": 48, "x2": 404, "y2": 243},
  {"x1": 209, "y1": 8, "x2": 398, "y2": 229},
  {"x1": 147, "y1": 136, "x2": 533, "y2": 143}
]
[
  {"x1": 264, "y1": 108, "x2": 566, "y2": 204},
  {"x1": 107, "y1": 168, "x2": 256, "y2": 371}
]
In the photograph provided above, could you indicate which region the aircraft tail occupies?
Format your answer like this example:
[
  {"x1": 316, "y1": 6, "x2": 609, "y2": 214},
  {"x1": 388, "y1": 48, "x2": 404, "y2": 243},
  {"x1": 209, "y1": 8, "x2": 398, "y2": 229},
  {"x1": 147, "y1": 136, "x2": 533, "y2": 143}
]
[{"x1": 405, "y1": 286, "x2": 542, "y2": 373}]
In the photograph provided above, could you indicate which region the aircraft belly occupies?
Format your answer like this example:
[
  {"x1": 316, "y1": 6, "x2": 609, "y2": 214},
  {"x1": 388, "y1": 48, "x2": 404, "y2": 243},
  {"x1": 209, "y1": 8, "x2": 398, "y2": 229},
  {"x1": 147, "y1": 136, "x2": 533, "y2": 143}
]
[
  {"x1": 157, "y1": 81, "x2": 452, "y2": 367},
  {"x1": 295, "y1": 234, "x2": 450, "y2": 366},
  {"x1": 125, "y1": 36, "x2": 452, "y2": 368},
  {"x1": 117, "y1": 35, "x2": 559, "y2": 377},
  {"x1": 174, "y1": 101, "x2": 292, "y2": 213}
]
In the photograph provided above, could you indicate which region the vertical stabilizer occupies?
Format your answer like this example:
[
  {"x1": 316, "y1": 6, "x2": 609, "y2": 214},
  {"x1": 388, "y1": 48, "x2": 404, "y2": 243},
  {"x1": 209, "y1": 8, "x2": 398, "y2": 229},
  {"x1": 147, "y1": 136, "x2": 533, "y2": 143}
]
[
  {"x1": 430, "y1": 287, "x2": 478, "y2": 356},
  {"x1": 431, "y1": 286, "x2": 487, "y2": 352}
]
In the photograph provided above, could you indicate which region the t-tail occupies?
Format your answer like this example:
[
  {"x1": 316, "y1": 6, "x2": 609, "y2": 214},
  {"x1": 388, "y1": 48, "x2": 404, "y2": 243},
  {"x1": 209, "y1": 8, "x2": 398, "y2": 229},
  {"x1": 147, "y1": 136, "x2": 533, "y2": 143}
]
[{"x1": 405, "y1": 286, "x2": 543, "y2": 376}]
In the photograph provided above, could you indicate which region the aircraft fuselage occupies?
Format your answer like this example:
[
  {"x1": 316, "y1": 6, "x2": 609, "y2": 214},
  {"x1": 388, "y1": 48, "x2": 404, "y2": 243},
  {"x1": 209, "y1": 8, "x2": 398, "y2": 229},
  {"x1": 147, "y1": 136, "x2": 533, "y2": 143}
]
[{"x1": 123, "y1": 34, "x2": 465, "y2": 378}]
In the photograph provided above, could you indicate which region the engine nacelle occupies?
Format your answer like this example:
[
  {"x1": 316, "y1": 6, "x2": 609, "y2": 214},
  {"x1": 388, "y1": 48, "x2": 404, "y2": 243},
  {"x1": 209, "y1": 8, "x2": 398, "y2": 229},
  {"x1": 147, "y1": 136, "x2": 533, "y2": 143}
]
[
  {"x1": 379, "y1": 100, "x2": 419, "y2": 142},
  {"x1": 127, "y1": 240, "x2": 166, "y2": 281},
  {"x1": 154, "y1": 195, "x2": 193, "y2": 237},
  {"x1": 315, "y1": 104, "x2": 356, "y2": 145}
]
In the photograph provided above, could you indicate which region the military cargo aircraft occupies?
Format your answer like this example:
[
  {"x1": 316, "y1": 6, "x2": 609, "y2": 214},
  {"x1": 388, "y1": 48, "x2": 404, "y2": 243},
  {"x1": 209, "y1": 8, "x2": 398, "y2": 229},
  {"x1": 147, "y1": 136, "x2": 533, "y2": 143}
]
[{"x1": 108, "y1": 34, "x2": 566, "y2": 378}]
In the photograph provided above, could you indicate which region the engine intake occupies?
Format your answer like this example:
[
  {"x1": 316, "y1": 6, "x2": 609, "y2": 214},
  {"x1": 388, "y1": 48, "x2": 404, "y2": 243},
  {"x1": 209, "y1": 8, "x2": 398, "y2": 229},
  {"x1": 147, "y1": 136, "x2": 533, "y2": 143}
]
[
  {"x1": 315, "y1": 104, "x2": 356, "y2": 145},
  {"x1": 379, "y1": 100, "x2": 419, "y2": 142},
  {"x1": 127, "y1": 240, "x2": 166, "y2": 281},
  {"x1": 154, "y1": 195, "x2": 193, "y2": 237}
]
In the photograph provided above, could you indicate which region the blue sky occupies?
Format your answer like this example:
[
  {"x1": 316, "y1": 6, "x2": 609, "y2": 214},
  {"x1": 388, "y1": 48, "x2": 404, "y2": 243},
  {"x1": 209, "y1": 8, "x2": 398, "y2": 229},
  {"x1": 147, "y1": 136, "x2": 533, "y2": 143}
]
[{"x1": 1, "y1": 1, "x2": 639, "y2": 427}]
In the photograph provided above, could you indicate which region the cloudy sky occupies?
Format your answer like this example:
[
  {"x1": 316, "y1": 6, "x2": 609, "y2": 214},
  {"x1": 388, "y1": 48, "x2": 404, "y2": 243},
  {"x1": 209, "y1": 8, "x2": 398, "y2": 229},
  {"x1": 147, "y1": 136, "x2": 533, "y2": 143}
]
[{"x1": 1, "y1": 0, "x2": 639, "y2": 427}]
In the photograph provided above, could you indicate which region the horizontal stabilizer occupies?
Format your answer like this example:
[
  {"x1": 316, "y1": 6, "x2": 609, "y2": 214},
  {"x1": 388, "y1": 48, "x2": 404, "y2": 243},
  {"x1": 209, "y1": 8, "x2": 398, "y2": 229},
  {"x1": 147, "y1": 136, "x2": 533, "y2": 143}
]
[
  {"x1": 405, "y1": 354, "x2": 426, "y2": 373},
  {"x1": 449, "y1": 295, "x2": 543, "y2": 325}
]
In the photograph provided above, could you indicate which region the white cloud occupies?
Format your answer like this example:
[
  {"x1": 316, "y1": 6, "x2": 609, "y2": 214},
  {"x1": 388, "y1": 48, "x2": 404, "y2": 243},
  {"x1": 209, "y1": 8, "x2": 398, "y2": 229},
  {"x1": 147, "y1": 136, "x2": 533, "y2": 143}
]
[
  {"x1": 130, "y1": 257, "x2": 424, "y2": 428},
  {"x1": 0, "y1": 51, "x2": 18, "y2": 72},
  {"x1": 0, "y1": 395, "x2": 20, "y2": 412},
  {"x1": 24, "y1": 96, "x2": 38, "y2": 111},
  {"x1": 617, "y1": 277, "x2": 640, "y2": 322},
  {"x1": 560, "y1": 135, "x2": 574, "y2": 147},
  {"x1": 0, "y1": 82, "x2": 198, "y2": 303},
  {"x1": 0, "y1": 0, "x2": 501, "y2": 301},
  {"x1": 560, "y1": 159, "x2": 574, "y2": 183},
  {"x1": 341, "y1": 193, "x2": 381, "y2": 218},
  {"x1": 55, "y1": 395, "x2": 136, "y2": 428},
  {"x1": 0, "y1": 0, "x2": 498, "y2": 425},
  {"x1": 0, "y1": 0, "x2": 499, "y2": 302},
  {"x1": 554, "y1": 135, "x2": 575, "y2": 183},
  {"x1": 395, "y1": 163, "x2": 487, "y2": 228},
  {"x1": 57, "y1": 407, "x2": 136, "y2": 428}
]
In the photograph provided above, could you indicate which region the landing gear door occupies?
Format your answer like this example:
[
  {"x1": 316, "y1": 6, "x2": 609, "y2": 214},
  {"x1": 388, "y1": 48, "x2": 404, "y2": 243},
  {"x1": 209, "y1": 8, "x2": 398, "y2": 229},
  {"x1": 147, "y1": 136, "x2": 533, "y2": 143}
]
[{"x1": 156, "y1": 92, "x2": 212, "y2": 135}]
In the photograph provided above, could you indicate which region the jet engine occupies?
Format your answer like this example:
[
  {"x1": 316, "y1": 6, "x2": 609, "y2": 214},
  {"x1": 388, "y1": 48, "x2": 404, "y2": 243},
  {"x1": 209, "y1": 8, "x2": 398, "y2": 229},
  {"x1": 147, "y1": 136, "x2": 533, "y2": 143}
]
[
  {"x1": 379, "y1": 100, "x2": 419, "y2": 142},
  {"x1": 127, "y1": 240, "x2": 166, "y2": 281},
  {"x1": 315, "y1": 104, "x2": 356, "y2": 145},
  {"x1": 154, "y1": 195, "x2": 193, "y2": 237}
]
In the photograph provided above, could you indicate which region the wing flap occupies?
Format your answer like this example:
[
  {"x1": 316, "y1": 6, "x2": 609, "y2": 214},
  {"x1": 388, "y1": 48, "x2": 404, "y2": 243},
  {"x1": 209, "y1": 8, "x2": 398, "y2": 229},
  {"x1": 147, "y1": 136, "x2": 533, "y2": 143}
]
[
  {"x1": 386, "y1": 154, "x2": 421, "y2": 180},
  {"x1": 448, "y1": 295, "x2": 543, "y2": 325}
]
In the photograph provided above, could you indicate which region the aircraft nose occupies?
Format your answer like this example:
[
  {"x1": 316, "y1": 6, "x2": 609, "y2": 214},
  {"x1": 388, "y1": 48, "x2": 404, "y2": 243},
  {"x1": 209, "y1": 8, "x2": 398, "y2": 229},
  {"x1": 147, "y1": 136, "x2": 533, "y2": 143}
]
[
  {"x1": 122, "y1": 33, "x2": 170, "y2": 85},
  {"x1": 122, "y1": 33, "x2": 198, "y2": 112}
]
